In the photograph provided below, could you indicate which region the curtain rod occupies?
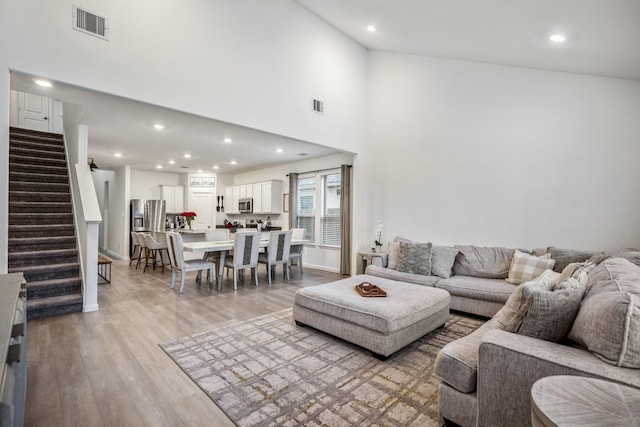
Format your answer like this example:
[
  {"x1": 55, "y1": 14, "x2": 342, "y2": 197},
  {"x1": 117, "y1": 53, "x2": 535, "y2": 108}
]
[{"x1": 286, "y1": 164, "x2": 352, "y2": 177}]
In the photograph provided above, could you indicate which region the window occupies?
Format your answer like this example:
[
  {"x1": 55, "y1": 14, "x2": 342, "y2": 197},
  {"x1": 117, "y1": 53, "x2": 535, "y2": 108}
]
[
  {"x1": 321, "y1": 173, "x2": 341, "y2": 246},
  {"x1": 295, "y1": 169, "x2": 341, "y2": 248},
  {"x1": 295, "y1": 176, "x2": 316, "y2": 242}
]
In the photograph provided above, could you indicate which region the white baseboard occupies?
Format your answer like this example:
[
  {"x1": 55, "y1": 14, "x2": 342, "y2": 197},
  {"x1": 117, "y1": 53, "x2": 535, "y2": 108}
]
[
  {"x1": 303, "y1": 263, "x2": 340, "y2": 274},
  {"x1": 106, "y1": 249, "x2": 126, "y2": 260},
  {"x1": 84, "y1": 304, "x2": 99, "y2": 312}
]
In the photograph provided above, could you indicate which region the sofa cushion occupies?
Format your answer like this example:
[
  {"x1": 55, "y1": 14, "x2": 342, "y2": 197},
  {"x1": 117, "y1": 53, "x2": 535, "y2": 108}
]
[
  {"x1": 568, "y1": 257, "x2": 640, "y2": 368},
  {"x1": 432, "y1": 245, "x2": 459, "y2": 279},
  {"x1": 364, "y1": 264, "x2": 440, "y2": 287},
  {"x1": 435, "y1": 318, "x2": 497, "y2": 393},
  {"x1": 397, "y1": 241, "x2": 432, "y2": 275},
  {"x1": 517, "y1": 276, "x2": 587, "y2": 342},
  {"x1": 494, "y1": 269, "x2": 560, "y2": 332},
  {"x1": 387, "y1": 236, "x2": 413, "y2": 270},
  {"x1": 453, "y1": 246, "x2": 514, "y2": 279},
  {"x1": 548, "y1": 247, "x2": 597, "y2": 272},
  {"x1": 506, "y1": 250, "x2": 556, "y2": 285},
  {"x1": 436, "y1": 276, "x2": 514, "y2": 304}
]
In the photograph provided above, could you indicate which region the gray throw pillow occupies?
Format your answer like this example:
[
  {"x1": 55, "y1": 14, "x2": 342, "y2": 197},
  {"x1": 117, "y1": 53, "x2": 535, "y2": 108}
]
[
  {"x1": 517, "y1": 277, "x2": 587, "y2": 342},
  {"x1": 396, "y1": 241, "x2": 432, "y2": 276},
  {"x1": 387, "y1": 236, "x2": 413, "y2": 270},
  {"x1": 494, "y1": 270, "x2": 560, "y2": 332},
  {"x1": 453, "y1": 245, "x2": 514, "y2": 279},
  {"x1": 431, "y1": 245, "x2": 459, "y2": 279}
]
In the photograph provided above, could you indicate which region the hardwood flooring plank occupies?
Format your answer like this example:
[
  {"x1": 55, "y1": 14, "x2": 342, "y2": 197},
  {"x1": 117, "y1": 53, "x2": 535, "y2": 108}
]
[{"x1": 26, "y1": 259, "x2": 343, "y2": 425}]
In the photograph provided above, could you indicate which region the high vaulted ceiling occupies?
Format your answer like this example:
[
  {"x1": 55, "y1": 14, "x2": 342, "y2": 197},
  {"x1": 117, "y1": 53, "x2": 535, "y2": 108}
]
[
  {"x1": 297, "y1": 0, "x2": 640, "y2": 81},
  {"x1": 12, "y1": 1, "x2": 639, "y2": 175}
]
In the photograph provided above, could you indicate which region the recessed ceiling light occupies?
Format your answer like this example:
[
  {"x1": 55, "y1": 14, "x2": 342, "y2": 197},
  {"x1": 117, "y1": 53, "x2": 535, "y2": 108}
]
[
  {"x1": 276, "y1": 148, "x2": 284, "y2": 153},
  {"x1": 224, "y1": 138, "x2": 232, "y2": 143},
  {"x1": 184, "y1": 154, "x2": 191, "y2": 158},
  {"x1": 549, "y1": 33, "x2": 566, "y2": 43},
  {"x1": 168, "y1": 160, "x2": 176, "y2": 164},
  {"x1": 230, "y1": 160, "x2": 237, "y2": 165},
  {"x1": 197, "y1": 169, "x2": 203, "y2": 173},
  {"x1": 35, "y1": 80, "x2": 52, "y2": 87},
  {"x1": 153, "y1": 123, "x2": 165, "y2": 130},
  {"x1": 156, "y1": 165, "x2": 163, "y2": 169},
  {"x1": 367, "y1": 25, "x2": 376, "y2": 32},
  {"x1": 114, "y1": 153, "x2": 122, "y2": 157},
  {"x1": 213, "y1": 165, "x2": 219, "y2": 170}
]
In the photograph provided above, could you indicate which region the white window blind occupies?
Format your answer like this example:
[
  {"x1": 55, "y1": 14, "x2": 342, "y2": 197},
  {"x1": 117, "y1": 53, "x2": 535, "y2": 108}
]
[
  {"x1": 294, "y1": 170, "x2": 341, "y2": 248},
  {"x1": 321, "y1": 173, "x2": 341, "y2": 247},
  {"x1": 296, "y1": 176, "x2": 316, "y2": 243}
]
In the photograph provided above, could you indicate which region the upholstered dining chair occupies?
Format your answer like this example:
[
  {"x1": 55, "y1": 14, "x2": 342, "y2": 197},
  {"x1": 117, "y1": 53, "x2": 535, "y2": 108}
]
[
  {"x1": 135, "y1": 232, "x2": 150, "y2": 270},
  {"x1": 203, "y1": 228, "x2": 230, "y2": 281},
  {"x1": 288, "y1": 228, "x2": 306, "y2": 275},
  {"x1": 258, "y1": 230, "x2": 292, "y2": 284},
  {"x1": 130, "y1": 231, "x2": 141, "y2": 267},
  {"x1": 165, "y1": 231, "x2": 215, "y2": 293},
  {"x1": 223, "y1": 230, "x2": 261, "y2": 290},
  {"x1": 142, "y1": 233, "x2": 170, "y2": 273}
]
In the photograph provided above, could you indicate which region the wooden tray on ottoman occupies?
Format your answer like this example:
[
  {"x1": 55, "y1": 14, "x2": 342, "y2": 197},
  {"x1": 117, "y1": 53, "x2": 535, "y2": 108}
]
[{"x1": 355, "y1": 282, "x2": 387, "y2": 297}]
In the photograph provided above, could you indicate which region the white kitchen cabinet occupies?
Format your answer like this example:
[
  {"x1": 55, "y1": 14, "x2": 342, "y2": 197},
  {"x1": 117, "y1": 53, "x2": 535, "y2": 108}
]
[
  {"x1": 224, "y1": 187, "x2": 236, "y2": 214},
  {"x1": 232, "y1": 187, "x2": 241, "y2": 213},
  {"x1": 239, "y1": 185, "x2": 247, "y2": 199},
  {"x1": 258, "y1": 180, "x2": 282, "y2": 214},
  {"x1": 160, "y1": 185, "x2": 184, "y2": 213},
  {"x1": 252, "y1": 183, "x2": 262, "y2": 212}
]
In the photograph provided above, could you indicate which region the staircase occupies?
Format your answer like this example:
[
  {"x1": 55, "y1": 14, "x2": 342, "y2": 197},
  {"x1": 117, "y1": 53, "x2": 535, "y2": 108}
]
[{"x1": 7, "y1": 127, "x2": 83, "y2": 320}]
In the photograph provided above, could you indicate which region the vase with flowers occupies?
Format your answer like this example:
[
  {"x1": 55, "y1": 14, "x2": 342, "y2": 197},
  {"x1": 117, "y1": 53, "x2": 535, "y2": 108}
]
[{"x1": 181, "y1": 211, "x2": 197, "y2": 229}]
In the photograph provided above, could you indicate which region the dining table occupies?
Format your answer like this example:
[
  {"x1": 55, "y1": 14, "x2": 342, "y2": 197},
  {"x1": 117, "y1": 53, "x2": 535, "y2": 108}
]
[{"x1": 183, "y1": 238, "x2": 308, "y2": 285}]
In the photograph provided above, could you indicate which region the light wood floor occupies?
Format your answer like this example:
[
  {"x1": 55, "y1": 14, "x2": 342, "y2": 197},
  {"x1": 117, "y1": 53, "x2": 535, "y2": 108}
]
[{"x1": 25, "y1": 259, "x2": 344, "y2": 426}]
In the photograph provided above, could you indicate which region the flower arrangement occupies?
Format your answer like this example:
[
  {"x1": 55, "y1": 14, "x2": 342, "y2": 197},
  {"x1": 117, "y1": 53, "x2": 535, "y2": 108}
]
[
  {"x1": 181, "y1": 211, "x2": 197, "y2": 228},
  {"x1": 374, "y1": 220, "x2": 384, "y2": 252}
]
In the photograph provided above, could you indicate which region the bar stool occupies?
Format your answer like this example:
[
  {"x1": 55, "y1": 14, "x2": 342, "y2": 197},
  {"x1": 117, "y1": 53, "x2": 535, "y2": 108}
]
[
  {"x1": 142, "y1": 234, "x2": 169, "y2": 273},
  {"x1": 129, "y1": 232, "x2": 141, "y2": 267}
]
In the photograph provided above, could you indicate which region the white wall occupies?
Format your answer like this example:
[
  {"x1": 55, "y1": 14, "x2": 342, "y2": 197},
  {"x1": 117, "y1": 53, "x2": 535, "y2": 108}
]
[
  {"x1": 231, "y1": 152, "x2": 354, "y2": 272},
  {"x1": 0, "y1": 0, "x2": 367, "y2": 154},
  {"x1": 130, "y1": 170, "x2": 185, "y2": 200},
  {"x1": 366, "y1": 51, "x2": 640, "y2": 252}
]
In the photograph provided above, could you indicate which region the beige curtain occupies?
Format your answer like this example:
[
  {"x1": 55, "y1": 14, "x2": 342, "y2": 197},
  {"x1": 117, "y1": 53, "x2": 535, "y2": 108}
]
[
  {"x1": 340, "y1": 164, "x2": 352, "y2": 275},
  {"x1": 288, "y1": 173, "x2": 298, "y2": 229}
]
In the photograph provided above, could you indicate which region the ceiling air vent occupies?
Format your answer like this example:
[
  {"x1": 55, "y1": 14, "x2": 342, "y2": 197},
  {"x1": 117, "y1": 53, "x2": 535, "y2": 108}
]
[
  {"x1": 73, "y1": 5, "x2": 109, "y2": 40},
  {"x1": 312, "y1": 99, "x2": 324, "y2": 114}
]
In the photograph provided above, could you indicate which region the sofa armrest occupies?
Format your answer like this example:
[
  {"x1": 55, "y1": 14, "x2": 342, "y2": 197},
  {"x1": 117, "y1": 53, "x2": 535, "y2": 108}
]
[{"x1": 476, "y1": 329, "x2": 640, "y2": 427}]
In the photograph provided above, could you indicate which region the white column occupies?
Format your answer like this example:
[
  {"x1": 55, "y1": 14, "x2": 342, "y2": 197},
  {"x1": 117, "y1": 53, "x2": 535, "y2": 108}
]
[{"x1": 0, "y1": 66, "x2": 10, "y2": 273}]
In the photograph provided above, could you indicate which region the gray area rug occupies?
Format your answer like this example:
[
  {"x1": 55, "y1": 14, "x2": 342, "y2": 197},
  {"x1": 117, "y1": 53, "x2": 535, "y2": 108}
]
[{"x1": 160, "y1": 309, "x2": 484, "y2": 426}]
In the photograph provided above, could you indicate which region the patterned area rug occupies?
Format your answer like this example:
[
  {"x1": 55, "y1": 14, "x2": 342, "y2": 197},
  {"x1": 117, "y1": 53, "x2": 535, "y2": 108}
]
[{"x1": 160, "y1": 309, "x2": 484, "y2": 426}]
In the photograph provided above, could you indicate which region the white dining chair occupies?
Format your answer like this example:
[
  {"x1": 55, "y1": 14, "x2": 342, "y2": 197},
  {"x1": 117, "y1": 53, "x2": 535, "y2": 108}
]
[
  {"x1": 223, "y1": 231, "x2": 261, "y2": 290},
  {"x1": 258, "y1": 230, "x2": 292, "y2": 284},
  {"x1": 289, "y1": 228, "x2": 306, "y2": 275},
  {"x1": 203, "y1": 228, "x2": 230, "y2": 281},
  {"x1": 166, "y1": 231, "x2": 215, "y2": 293}
]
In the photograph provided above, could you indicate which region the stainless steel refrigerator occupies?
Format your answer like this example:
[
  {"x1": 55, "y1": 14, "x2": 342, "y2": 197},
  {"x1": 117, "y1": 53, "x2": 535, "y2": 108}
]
[{"x1": 130, "y1": 199, "x2": 166, "y2": 255}]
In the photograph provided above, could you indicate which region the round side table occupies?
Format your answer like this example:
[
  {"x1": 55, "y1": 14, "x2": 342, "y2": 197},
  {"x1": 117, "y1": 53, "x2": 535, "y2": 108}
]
[{"x1": 531, "y1": 375, "x2": 640, "y2": 427}]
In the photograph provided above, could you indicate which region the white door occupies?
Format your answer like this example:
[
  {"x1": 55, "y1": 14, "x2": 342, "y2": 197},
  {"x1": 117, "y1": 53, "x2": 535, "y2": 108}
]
[
  {"x1": 190, "y1": 191, "x2": 214, "y2": 229},
  {"x1": 19, "y1": 92, "x2": 51, "y2": 131}
]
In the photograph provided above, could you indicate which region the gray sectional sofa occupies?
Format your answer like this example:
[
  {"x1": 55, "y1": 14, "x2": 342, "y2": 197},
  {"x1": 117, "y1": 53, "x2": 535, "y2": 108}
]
[
  {"x1": 365, "y1": 240, "x2": 589, "y2": 317},
  {"x1": 365, "y1": 238, "x2": 640, "y2": 426}
]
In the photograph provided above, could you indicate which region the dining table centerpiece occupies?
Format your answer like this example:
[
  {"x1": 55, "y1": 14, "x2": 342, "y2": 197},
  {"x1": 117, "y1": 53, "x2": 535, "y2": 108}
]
[{"x1": 181, "y1": 211, "x2": 197, "y2": 229}]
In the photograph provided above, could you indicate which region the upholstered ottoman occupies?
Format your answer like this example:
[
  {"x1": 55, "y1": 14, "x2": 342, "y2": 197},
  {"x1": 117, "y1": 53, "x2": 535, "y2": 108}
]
[{"x1": 293, "y1": 274, "x2": 450, "y2": 358}]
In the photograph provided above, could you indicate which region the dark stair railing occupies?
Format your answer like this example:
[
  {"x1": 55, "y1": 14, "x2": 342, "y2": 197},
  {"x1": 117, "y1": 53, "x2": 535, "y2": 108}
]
[{"x1": 7, "y1": 127, "x2": 84, "y2": 320}]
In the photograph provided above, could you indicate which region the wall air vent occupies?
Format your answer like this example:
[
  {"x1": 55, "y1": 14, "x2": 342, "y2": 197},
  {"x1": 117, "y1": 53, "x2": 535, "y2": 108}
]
[
  {"x1": 312, "y1": 99, "x2": 324, "y2": 114},
  {"x1": 73, "y1": 5, "x2": 109, "y2": 40}
]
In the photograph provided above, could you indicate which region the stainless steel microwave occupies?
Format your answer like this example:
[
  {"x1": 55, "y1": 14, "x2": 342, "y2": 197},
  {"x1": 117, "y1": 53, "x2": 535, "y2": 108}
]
[{"x1": 238, "y1": 197, "x2": 253, "y2": 213}]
